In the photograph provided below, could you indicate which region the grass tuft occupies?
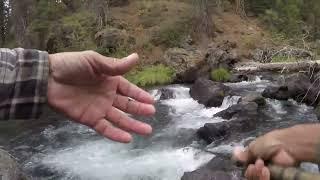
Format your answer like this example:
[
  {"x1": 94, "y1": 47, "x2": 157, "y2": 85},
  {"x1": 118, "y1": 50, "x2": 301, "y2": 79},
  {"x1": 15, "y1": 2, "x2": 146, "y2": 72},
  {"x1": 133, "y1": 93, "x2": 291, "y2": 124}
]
[
  {"x1": 126, "y1": 65, "x2": 175, "y2": 87},
  {"x1": 211, "y1": 68, "x2": 231, "y2": 82}
]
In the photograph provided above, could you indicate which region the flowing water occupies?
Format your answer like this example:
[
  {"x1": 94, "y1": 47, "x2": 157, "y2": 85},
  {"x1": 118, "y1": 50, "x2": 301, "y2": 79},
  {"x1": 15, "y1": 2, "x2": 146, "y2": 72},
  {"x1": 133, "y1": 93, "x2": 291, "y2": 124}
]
[{"x1": 1, "y1": 78, "x2": 319, "y2": 180}]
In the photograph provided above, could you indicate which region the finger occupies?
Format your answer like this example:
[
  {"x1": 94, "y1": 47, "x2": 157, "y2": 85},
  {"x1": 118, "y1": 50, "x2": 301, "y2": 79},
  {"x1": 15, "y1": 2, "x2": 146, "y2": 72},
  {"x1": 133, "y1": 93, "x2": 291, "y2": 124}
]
[
  {"x1": 113, "y1": 95, "x2": 155, "y2": 116},
  {"x1": 271, "y1": 149, "x2": 296, "y2": 167},
  {"x1": 106, "y1": 107, "x2": 152, "y2": 135},
  {"x1": 233, "y1": 146, "x2": 254, "y2": 164},
  {"x1": 245, "y1": 164, "x2": 256, "y2": 180},
  {"x1": 93, "y1": 118, "x2": 132, "y2": 143},
  {"x1": 92, "y1": 52, "x2": 139, "y2": 76},
  {"x1": 118, "y1": 77, "x2": 155, "y2": 104},
  {"x1": 255, "y1": 159, "x2": 265, "y2": 176},
  {"x1": 260, "y1": 167, "x2": 270, "y2": 180}
]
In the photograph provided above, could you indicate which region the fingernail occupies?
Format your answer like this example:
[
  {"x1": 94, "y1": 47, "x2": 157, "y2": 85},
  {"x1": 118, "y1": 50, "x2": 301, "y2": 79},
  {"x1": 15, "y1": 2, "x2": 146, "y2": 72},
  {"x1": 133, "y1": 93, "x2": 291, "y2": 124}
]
[
  {"x1": 143, "y1": 124, "x2": 153, "y2": 134},
  {"x1": 232, "y1": 147, "x2": 245, "y2": 163},
  {"x1": 262, "y1": 167, "x2": 269, "y2": 177},
  {"x1": 127, "y1": 53, "x2": 139, "y2": 59},
  {"x1": 149, "y1": 105, "x2": 156, "y2": 114},
  {"x1": 122, "y1": 133, "x2": 133, "y2": 143}
]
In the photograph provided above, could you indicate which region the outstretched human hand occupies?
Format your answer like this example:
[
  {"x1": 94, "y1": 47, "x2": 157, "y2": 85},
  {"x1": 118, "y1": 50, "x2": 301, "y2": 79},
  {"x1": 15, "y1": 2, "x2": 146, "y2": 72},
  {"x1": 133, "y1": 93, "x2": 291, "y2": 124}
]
[{"x1": 47, "y1": 51, "x2": 155, "y2": 143}]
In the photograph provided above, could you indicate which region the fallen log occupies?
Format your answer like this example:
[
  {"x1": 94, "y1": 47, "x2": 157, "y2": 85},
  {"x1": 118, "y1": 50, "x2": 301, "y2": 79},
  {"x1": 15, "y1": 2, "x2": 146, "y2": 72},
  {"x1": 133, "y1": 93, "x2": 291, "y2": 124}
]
[{"x1": 234, "y1": 60, "x2": 320, "y2": 73}]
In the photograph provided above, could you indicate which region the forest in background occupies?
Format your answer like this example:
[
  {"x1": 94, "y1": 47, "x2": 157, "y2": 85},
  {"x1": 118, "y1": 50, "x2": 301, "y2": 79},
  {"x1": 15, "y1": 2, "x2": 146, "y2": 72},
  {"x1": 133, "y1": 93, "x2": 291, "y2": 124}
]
[
  {"x1": 1, "y1": 0, "x2": 320, "y2": 53},
  {"x1": 1, "y1": 0, "x2": 320, "y2": 86}
]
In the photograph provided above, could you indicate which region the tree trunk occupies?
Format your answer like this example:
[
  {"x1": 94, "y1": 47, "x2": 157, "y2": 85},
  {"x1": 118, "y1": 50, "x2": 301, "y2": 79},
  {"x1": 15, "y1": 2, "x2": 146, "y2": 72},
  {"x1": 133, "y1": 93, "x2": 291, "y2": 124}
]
[
  {"x1": 193, "y1": 0, "x2": 214, "y2": 39},
  {"x1": 235, "y1": 0, "x2": 246, "y2": 18},
  {"x1": 234, "y1": 61, "x2": 320, "y2": 73}
]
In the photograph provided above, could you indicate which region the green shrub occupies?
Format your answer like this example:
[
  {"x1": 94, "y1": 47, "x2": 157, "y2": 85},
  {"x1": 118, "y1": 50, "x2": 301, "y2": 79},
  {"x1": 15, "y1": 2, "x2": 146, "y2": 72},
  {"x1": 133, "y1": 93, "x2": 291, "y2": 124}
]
[
  {"x1": 242, "y1": 35, "x2": 257, "y2": 49},
  {"x1": 47, "y1": 11, "x2": 97, "y2": 52},
  {"x1": 96, "y1": 46, "x2": 130, "y2": 59},
  {"x1": 126, "y1": 65, "x2": 175, "y2": 87},
  {"x1": 211, "y1": 68, "x2": 231, "y2": 82},
  {"x1": 151, "y1": 17, "x2": 192, "y2": 48},
  {"x1": 151, "y1": 26, "x2": 184, "y2": 48}
]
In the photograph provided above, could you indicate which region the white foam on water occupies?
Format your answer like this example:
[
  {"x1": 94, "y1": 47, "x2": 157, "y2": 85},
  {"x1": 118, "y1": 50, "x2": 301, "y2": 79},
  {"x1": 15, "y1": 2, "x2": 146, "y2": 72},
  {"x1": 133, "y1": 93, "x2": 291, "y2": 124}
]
[
  {"x1": 29, "y1": 85, "x2": 242, "y2": 180},
  {"x1": 206, "y1": 137, "x2": 255, "y2": 155},
  {"x1": 160, "y1": 87, "x2": 240, "y2": 130},
  {"x1": 225, "y1": 76, "x2": 268, "y2": 86},
  {"x1": 38, "y1": 140, "x2": 214, "y2": 180},
  {"x1": 288, "y1": 99, "x2": 313, "y2": 113},
  {"x1": 266, "y1": 99, "x2": 287, "y2": 115}
]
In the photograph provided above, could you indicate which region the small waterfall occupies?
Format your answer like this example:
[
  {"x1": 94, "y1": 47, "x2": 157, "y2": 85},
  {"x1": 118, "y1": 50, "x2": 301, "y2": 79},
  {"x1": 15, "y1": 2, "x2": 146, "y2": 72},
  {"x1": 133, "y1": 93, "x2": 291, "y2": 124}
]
[{"x1": 221, "y1": 96, "x2": 241, "y2": 109}]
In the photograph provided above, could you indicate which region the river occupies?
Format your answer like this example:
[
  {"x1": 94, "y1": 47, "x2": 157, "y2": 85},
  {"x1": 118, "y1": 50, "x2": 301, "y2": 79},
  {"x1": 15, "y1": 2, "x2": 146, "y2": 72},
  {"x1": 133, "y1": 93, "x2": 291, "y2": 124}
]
[{"x1": 1, "y1": 77, "x2": 319, "y2": 179}]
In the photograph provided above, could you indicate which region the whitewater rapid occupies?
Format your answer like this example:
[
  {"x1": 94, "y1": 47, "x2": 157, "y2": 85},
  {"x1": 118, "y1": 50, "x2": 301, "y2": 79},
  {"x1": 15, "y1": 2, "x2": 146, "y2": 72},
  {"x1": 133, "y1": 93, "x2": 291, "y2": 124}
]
[{"x1": 18, "y1": 77, "x2": 318, "y2": 179}]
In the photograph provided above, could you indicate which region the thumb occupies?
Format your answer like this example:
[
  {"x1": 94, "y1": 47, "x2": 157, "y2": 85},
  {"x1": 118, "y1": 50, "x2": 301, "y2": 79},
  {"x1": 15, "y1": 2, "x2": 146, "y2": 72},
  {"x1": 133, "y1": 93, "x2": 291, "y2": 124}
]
[{"x1": 94, "y1": 52, "x2": 139, "y2": 76}]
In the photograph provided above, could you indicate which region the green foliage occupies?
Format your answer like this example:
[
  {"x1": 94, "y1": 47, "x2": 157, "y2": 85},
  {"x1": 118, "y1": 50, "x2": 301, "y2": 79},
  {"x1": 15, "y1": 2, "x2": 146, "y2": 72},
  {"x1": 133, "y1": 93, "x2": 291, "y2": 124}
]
[
  {"x1": 241, "y1": 35, "x2": 257, "y2": 49},
  {"x1": 248, "y1": 0, "x2": 320, "y2": 40},
  {"x1": 157, "y1": 27, "x2": 183, "y2": 48},
  {"x1": 49, "y1": 11, "x2": 97, "y2": 52},
  {"x1": 126, "y1": 65, "x2": 175, "y2": 87},
  {"x1": 151, "y1": 13, "x2": 192, "y2": 48},
  {"x1": 211, "y1": 68, "x2": 231, "y2": 82}
]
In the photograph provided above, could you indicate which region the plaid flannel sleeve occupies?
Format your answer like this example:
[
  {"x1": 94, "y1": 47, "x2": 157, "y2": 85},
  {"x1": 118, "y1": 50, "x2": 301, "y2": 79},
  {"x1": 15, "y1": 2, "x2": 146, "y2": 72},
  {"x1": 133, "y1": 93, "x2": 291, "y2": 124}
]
[{"x1": 0, "y1": 48, "x2": 49, "y2": 120}]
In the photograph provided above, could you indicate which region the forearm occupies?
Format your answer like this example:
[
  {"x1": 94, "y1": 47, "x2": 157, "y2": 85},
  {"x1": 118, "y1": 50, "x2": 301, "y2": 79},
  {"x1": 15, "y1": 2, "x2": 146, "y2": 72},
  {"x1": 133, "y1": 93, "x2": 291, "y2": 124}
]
[
  {"x1": 277, "y1": 124, "x2": 320, "y2": 164},
  {"x1": 0, "y1": 48, "x2": 49, "y2": 120}
]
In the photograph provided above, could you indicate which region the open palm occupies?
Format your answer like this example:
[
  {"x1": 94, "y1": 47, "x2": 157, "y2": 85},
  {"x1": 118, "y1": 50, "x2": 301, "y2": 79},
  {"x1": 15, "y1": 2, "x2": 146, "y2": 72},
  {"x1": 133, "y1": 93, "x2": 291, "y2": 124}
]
[{"x1": 47, "y1": 51, "x2": 155, "y2": 143}]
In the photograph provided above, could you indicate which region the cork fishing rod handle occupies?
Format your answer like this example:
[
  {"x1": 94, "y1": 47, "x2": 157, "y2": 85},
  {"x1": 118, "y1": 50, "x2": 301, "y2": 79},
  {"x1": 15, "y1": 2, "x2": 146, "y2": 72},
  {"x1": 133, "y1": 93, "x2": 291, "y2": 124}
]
[{"x1": 268, "y1": 165, "x2": 320, "y2": 180}]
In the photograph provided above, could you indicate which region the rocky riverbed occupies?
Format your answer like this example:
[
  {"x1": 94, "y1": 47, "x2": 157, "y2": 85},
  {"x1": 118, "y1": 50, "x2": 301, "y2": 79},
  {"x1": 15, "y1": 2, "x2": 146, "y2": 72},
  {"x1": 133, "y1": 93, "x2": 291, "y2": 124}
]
[{"x1": 1, "y1": 73, "x2": 320, "y2": 180}]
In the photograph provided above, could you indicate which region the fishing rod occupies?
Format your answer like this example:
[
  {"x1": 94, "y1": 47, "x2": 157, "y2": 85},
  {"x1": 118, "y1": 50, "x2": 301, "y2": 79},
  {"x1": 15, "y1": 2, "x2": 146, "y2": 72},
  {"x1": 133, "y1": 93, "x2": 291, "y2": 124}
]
[
  {"x1": 268, "y1": 165, "x2": 320, "y2": 180},
  {"x1": 191, "y1": 145, "x2": 320, "y2": 180}
]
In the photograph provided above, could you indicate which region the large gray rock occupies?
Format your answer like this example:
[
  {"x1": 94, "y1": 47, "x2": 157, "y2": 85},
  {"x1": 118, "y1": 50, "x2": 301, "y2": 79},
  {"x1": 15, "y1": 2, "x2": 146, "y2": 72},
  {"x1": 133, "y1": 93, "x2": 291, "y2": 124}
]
[
  {"x1": 198, "y1": 102, "x2": 260, "y2": 144},
  {"x1": 205, "y1": 41, "x2": 239, "y2": 70},
  {"x1": 164, "y1": 48, "x2": 207, "y2": 83},
  {"x1": 190, "y1": 78, "x2": 230, "y2": 107},
  {"x1": 197, "y1": 122, "x2": 230, "y2": 144},
  {"x1": 181, "y1": 156, "x2": 243, "y2": 180},
  {"x1": 240, "y1": 93, "x2": 266, "y2": 106},
  {"x1": 0, "y1": 149, "x2": 28, "y2": 180}
]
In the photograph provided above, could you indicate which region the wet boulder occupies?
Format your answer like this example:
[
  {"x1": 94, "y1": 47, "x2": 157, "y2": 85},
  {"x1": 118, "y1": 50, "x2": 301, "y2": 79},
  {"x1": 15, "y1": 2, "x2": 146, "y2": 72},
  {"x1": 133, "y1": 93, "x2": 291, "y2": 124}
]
[
  {"x1": 229, "y1": 74, "x2": 249, "y2": 83},
  {"x1": 262, "y1": 73, "x2": 320, "y2": 106},
  {"x1": 197, "y1": 122, "x2": 230, "y2": 144},
  {"x1": 262, "y1": 85, "x2": 291, "y2": 100},
  {"x1": 198, "y1": 102, "x2": 259, "y2": 144},
  {"x1": 164, "y1": 48, "x2": 207, "y2": 83},
  {"x1": 159, "y1": 88, "x2": 175, "y2": 100},
  {"x1": 190, "y1": 78, "x2": 230, "y2": 107},
  {"x1": 0, "y1": 149, "x2": 28, "y2": 180},
  {"x1": 215, "y1": 102, "x2": 259, "y2": 121},
  {"x1": 240, "y1": 93, "x2": 266, "y2": 107},
  {"x1": 181, "y1": 156, "x2": 243, "y2": 180}
]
